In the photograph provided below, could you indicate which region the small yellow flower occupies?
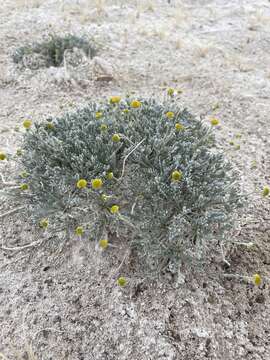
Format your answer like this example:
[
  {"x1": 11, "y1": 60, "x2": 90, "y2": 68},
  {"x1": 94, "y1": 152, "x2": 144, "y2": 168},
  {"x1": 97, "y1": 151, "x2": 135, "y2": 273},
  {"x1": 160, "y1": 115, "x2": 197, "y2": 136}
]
[
  {"x1": 77, "y1": 179, "x2": 88, "y2": 189},
  {"x1": 110, "y1": 205, "x2": 119, "y2": 214},
  {"x1": 262, "y1": 186, "x2": 269, "y2": 197},
  {"x1": 110, "y1": 96, "x2": 121, "y2": 104},
  {"x1": 95, "y1": 112, "x2": 103, "y2": 119},
  {"x1": 75, "y1": 226, "x2": 84, "y2": 236},
  {"x1": 100, "y1": 124, "x2": 108, "y2": 132},
  {"x1": 91, "y1": 178, "x2": 103, "y2": 190},
  {"x1": 122, "y1": 109, "x2": 129, "y2": 114},
  {"x1": 252, "y1": 273, "x2": 262, "y2": 286},
  {"x1": 99, "y1": 239, "x2": 109, "y2": 249},
  {"x1": 46, "y1": 122, "x2": 54, "y2": 130},
  {"x1": 175, "y1": 123, "x2": 185, "y2": 131},
  {"x1": 101, "y1": 194, "x2": 108, "y2": 202},
  {"x1": 0, "y1": 152, "x2": 6, "y2": 161},
  {"x1": 117, "y1": 276, "x2": 127, "y2": 287},
  {"x1": 166, "y1": 111, "x2": 174, "y2": 119},
  {"x1": 39, "y1": 219, "x2": 49, "y2": 229},
  {"x1": 210, "y1": 118, "x2": 219, "y2": 126},
  {"x1": 23, "y1": 119, "x2": 32, "y2": 129},
  {"x1": 20, "y1": 183, "x2": 29, "y2": 190},
  {"x1": 171, "y1": 170, "x2": 182, "y2": 182},
  {"x1": 167, "y1": 88, "x2": 175, "y2": 96},
  {"x1": 20, "y1": 171, "x2": 29, "y2": 178},
  {"x1": 112, "y1": 134, "x2": 121, "y2": 143},
  {"x1": 131, "y1": 100, "x2": 141, "y2": 108},
  {"x1": 107, "y1": 172, "x2": 114, "y2": 180},
  {"x1": 16, "y1": 149, "x2": 23, "y2": 156}
]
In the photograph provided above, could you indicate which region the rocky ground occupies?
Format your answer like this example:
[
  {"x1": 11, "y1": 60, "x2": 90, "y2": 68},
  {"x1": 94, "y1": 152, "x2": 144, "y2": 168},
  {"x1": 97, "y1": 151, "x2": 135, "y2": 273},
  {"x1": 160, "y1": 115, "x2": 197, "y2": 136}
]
[{"x1": 0, "y1": 0, "x2": 270, "y2": 359}]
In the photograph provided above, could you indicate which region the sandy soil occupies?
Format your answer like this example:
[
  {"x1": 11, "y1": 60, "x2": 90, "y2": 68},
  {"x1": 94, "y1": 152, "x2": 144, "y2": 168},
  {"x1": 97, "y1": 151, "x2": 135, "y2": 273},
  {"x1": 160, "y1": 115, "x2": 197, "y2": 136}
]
[{"x1": 0, "y1": 0, "x2": 270, "y2": 359}]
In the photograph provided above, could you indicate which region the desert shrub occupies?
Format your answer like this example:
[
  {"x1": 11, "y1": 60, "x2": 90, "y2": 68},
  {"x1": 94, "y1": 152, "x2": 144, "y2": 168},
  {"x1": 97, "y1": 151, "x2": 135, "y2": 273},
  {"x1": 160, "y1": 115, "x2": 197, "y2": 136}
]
[
  {"x1": 11, "y1": 97, "x2": 243, "y2": 274},
  {"x1": 12, "y1": 34, "x2": 97, "y2": 69}
]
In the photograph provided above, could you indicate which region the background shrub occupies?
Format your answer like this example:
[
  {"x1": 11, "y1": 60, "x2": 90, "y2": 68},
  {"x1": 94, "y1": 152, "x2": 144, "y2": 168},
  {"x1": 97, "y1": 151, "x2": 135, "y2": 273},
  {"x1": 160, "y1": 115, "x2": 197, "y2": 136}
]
[
  {"x1": 12, "y1": 98, "x2": 243, "y2": 274},
  {"x1": 12, "y1": 34, "x2": 97, "y2": 69}
]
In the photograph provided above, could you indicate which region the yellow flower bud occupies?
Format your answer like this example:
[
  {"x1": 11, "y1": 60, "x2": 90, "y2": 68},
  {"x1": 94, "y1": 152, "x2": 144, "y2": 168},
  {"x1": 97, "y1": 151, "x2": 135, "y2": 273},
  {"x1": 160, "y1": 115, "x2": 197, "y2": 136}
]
[
  {"x1": 0, "y1": 152, "x2": 6, "y2": 161},
  {"x1": 210, "y1": 118, "x2": 219, "y2": 126},
  {"x1": 75, "y1": 226, "x2": 84, "y2": 236},
  {"x1": 167, "y1": 88, "x2": 175, "y2": 96},
  {"x1": 46, "y1": 122, "x2": 54, "y2": 130},
  {"x1": 166, "y1": 111, "x2": 174, "y2": 119},
  {"x1": 175, "y1": 123, "x2": 185, "y2": 131},
  {"x1": 77, "y1": 179, "x2": 87, "y2": 189},
  {"x1": 95, "y1": 112, "x2": 103, "y2": 119},
  {"x1": 107, "y1": 172, "x2": 114, "y2": 180},
  {"x1": 262, "y1": 186, "x2": 269, "y2": 197},
  {"x1": 171, "y1": 170, "x2": 182, "y2": 182},
  {"x1": 252, "y1": 273, "x2": 262, "y2": 286},
  {"x1": 112, "y1": 134, "x2": 121, "y2": 143},
  {"x1": 99, "y1": 239, "x2": 109, "y2": 249},
  {"x1": 110, "y1": 205, "x2": 119, "y2": 214},
  {"x1": 110, "y1": 96, "x2": 121, "y2": 104},
  {"x1": 130, "y1": 100, "x2": 141, "y2": 108},
  {"x1": 117, "y1": 276, "x2": 127, "y2": 287},
  {"x1": 91, "y1": 178, "x2": 103, "y2": 190},
  {"x1": 20, "y1": 183, "x2": 29, "y2": 190},
  {"x1": 23, "y1": 119, "x2": 32, "y2": 129}
]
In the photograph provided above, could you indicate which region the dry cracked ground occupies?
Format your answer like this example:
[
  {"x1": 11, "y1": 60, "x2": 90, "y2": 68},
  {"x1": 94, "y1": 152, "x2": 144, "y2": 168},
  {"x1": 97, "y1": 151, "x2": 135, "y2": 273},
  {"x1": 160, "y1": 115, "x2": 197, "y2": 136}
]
[{"x1": 0, "y1": 0, "x2": 270, "y2": 359}]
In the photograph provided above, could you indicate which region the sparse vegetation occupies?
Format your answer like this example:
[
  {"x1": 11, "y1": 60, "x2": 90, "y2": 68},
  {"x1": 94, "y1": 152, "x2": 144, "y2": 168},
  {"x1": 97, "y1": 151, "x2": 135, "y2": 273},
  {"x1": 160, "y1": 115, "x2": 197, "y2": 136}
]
[{"x1": 12, "y1": 34, "x2": 97, "y2": 69}]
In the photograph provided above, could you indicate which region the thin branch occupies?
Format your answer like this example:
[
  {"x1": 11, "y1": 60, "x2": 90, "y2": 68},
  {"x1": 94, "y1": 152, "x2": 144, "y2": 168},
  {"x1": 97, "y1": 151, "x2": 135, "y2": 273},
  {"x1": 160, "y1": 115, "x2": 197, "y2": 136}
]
[
  {"x1": 117, "y1": 138, "x2": 145, "y2": 181},
  {"x1": 1, "y1": 239, "x2": 42, "y2": 252},
  {"x1": 0, "y1": 206, "x2": 25, "y2": 219},
  {"x1": 0, "y1": 172, "x2": 16, "y2": 186}
]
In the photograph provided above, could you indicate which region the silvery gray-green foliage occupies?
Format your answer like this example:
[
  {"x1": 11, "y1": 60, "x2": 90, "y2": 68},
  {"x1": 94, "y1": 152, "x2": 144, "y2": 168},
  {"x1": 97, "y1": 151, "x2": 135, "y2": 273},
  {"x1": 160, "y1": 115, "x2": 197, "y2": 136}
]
[
  {"x1": 12, "y1": 34, "x2": 97, "y2": 69},
  {"x1": 14, "y1": 98, "x2": 243, "y2": 274}
]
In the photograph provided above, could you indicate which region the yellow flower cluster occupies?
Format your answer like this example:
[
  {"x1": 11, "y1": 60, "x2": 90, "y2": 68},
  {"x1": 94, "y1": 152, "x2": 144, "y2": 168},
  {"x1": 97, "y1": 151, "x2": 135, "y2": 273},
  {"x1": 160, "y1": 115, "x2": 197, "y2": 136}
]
[
  {"x1": 110, "y1": 96, "x2": 121, "y2": 104},
  {"x1": 112, "y1": 134, "x2": 121, "y2": 143},
  {"x1": 0, "y1": 152, "x2": 6, "y2": 161},
  {"x1": 107, "y1": 172, "x2": 114, "y2": 180},
  {"x1": 77, "y1": 179, "x2": 87, "y2": 189},
  {"x1": 210, "y1": 118, "x2": 219, "y2": 126},
  {"x1": 23, "y1": 119, "x2": 32, "y2": 129},
  {"x1": 92, "y1": 178, "x2": 103, "y2": 190},
  {"x1": 166, "y1": 111, "x2": 174, "y2": 119},
  {"x1": 131, "y1": 100, "x2": 141, "y2": 108},
  {"x1": 75, "y1": 226, "x2": 84, "y2": 236},
  {"x1": 20, "y1": 183, "x2": 29, "y2": 190},
  {"x1": 175, "y1": 123, "x2": 185, "y2": 132},
  {"x1": 171, "y1": 170, "x2": 182, "y2": 182},
  {"x1": 110, "y1": 205, "x2": 119, "y2": 214},
  {"x1": 117, "y1": 276, "x2": 127, "y2": 287},
  {"x1": 99, "y1": 239, "x2": 109, "y2": 249},
  {"x1": 262, "y1": 186, "x2": 269, "y2": 197},
  {"x1": 252, "y1": 273, "x2": 262, "y2": 286},
  {"x1": 95, "y1": 112, "x2": 103, "y2": 119},
  {"x1": 167, "y1": 88, "x2": 175, "y2": 96},
  {"x1": 46, "y1": 122, "x2": 54, "y2": 130}
]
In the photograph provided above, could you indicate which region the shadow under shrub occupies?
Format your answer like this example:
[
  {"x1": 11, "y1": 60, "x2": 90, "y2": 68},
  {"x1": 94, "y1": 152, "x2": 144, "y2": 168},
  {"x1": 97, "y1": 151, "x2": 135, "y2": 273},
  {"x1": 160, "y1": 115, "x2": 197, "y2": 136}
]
[
  {"x1": 12, "y1": 98, "x2": 243, "y2": 275},
  {"x1": 12, "y1": 34, "x2": 97, "y2": 69}
]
